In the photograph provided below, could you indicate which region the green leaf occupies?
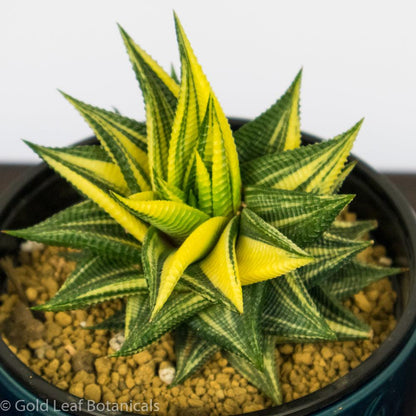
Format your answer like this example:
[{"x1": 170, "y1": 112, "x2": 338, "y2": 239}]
[
  {"x1": 235, "y1": 70, "x2": 302, "y2": 163},
  {"x1": 236, "y1": 209, "x2": 313, "y2": 285},
  {"x1": 189, "y1": 283, "x2": 266, "y2": 369},
  {"x1": 262, "y1": 273, "x2": 335, "y2": 342},
  {"x1": 6, "y1": 200, "x2": 142, "y2": 261},
  {"x1": 114, "y1": 291, "x2": 210, "y2": 356},
  {"x1": 61, "y1": 93, "x2": 150, "y2": 193},
  {"x1": 119, "y1": 25, "x2": 178, "y2": 185},
  {"x1": 225, "y1": 335, "x2": 282, "y2": 405},
  {"x1": 322, "y1": 260, "x2": 402, "y2": 300},
  {"x1": 328, "y1": 219, "x2": 377, "y2": 240},
  {"x1": 245, "y1": 186, "x2": 353, "y2": 246},
  {"x1": 24, "y1": 141, "x2": 149, "y2": 243},
  {"x1": 171, "y1": 326, "x2": 219, "y2": 386},
  {"x1": 33, "y1": 255, "x2": 146, "y2": 311},
  {"x1": 111, "y1": 193, "x2": 209, "y2": 241},
  {"x1": 241, "y1": 120, "x2": 363, "y2": 194},
  {"x1": 298, "y1": 232, "x2": 371, "y2": 288},
  {"x1": 309, "y1": 286, "x2": 372, "y2": 340}
]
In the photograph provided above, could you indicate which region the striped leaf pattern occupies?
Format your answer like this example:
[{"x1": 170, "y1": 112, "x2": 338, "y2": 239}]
[
  {"x1": 173, "y1": 14, "x2": 241, "y2": 213},
  {"x1": 309, "y1": 286, "x2": 372, "y2": 340},
  {"x1": 61, "y1": 93, "x2": 150, "y2": 193},
  {"x1": 263, "y1": 273, "x2": 335, "y2": 342},
  {"x1": 111, "y1": 193, "x2": 209, "y2": 241},
  {"x1": 172, "y1": 326, "x2": 219, "y2": 386},
  {"x1": 189, "y1": 284, "x2": 266, "y2": 369},
  {"x1": 33, "y1": 255, "x2": 146, "y2": 311},
  {"x1": 225, "y1": 335, "x2": 282, "y2": 405},
  {"x1": 329, "y1": 219, "x2": 377, "y2": 240},
  {"x1": 141, "y1": 227, "x2": 175, "y2": 312},
  {"x1": 25, "y1": 143, "x2": 129, "y2": 194},
  {"x1": 10, "y1": 13, "x2": 399, "y2": 400},
  {"x1": 329, "y1": 161, "x2": 357, "y2": 194},
  {"x1": 236, "y1": 209, "x2": 313, "y2": 285},
  {"x1": 26, "y1": 142, "x2": 149, "y2": 243},
  {"x1": 235, "y1": 70, "x2": 302, "y2": 163},
  {"x1": 152, "y1": 216, "x2": 228, "y2": 317},
  {"x1": 322, "y1": 260, "x2": 402, "y2": 300},
  {"x1": 119, "y1": 25, "x2": 178, "y2": 186},
  {"x1": 241, "y1": 120, "x2": 363, "y2": 194},
  {"x1": 115, "y1": 291, "x2": 210, "y2": 356},
  {"x1": 245, "y1": 186, "x2": 353, "y2": 246},
  {"x1": 199, "y1": 216, "x2": 243, "y2": 312},
  {"x1": 6, "y1": 200, "x2": 142, "y2": 261},
  {"x1": 298, "y1": 232, "x2": 371, "y2": 288}
]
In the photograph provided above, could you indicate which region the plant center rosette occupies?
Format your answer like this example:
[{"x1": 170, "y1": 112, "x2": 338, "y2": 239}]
[{"x1": 4, "y1": 13, "x2": 401, "y2": 405}]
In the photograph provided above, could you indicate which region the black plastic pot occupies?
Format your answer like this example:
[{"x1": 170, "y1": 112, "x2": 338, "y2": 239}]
[{"x1": 0, "y1": 121, "x2": 415, "y2": 416}]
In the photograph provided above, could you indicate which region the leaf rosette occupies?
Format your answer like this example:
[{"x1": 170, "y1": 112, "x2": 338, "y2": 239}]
[{"x1": 5, "y1": 13, "x2": 402, "y2": 404}]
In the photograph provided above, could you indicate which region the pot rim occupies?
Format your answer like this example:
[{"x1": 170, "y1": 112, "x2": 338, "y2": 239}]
[{"x1": 0, "y1": 120, "x2": 415, "y2": 416}]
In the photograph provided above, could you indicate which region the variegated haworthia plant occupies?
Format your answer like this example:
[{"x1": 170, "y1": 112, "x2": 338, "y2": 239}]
[{"x1": 5, "y1": 14, "x2": 401, "y2": 405}]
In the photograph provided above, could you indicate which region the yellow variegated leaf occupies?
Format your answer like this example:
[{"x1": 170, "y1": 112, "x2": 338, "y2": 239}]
[
  {"x1": 118, "y1": 25, "x2": 179, "y2": 98},
  {"x1": 154, "y1": 175, "x2": 187, "y2": 203},
  {"x1": 167, "y1": 42, "x2": 202, "y2": 188},
  {"x1": 174, "y1": 14, "x2": 241, "y2": 213},
  {"x1": 61, "y1": 93, "x2": 150, "y2": 193},
  {"x1": 24, "y1": 143, "x2": 129, "y2": 195},
  {"x1": 329, "y1": 161, "x2": 357, "y2": 194},
  {"x1": 242, "y1": 120, "x2": 363, "y2": 195},
  {"x1": 152, "y1": 216, "x2": 228, "y2": 317},
  {"x1": 199, "y1": 216, "x2": 243, "y2": 313},
  {"x1": 235, "y1": 70, "x2": 302, "y2": 163},
  {"x1": 194, "y1": 151, "x2": 213, "y2": 215},
  {"x1": 119, "y1": 25, "x2": 178, "y2": 185},
  {"x1": 129, "y1": 191, "x2": 158, "y2": 201},
  {"x1": 26, "y1": 143, "x2": 148, "y2": 243},
  {"x1": 111, "y1": 193, "x2": 209, "y2": 240},
  {"x1": 237, "y1": 209, "x2": 313, "y2": 285}
]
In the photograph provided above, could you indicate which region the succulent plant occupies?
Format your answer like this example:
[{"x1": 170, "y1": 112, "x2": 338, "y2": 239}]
[{"x1": 6, "y1": 14, "x2": 401, "y2": 404}]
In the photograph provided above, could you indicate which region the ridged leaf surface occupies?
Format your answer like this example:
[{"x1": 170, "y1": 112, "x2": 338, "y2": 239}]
[
  {"x1": 262, "y1": 273, "x2": 335, "y2": 342},
  {"x1": 323, "y1": 260, "x2": 401, "y2": 300},
  {"x1": 119, "y1": 26, "x2": 178, "y2": 185},
  {"x1": 189, "y1": 284, "x2": 266, "y2": 369},
  {"x1": 299, "y1": 232, "x2": 371, "y2": 287},
  {"x1": 33, "y1": 255, "x2": 146, "y2": 311},
  {"x1": 6, "y1": 200, "x2": 142, "y2": 261},
  {"x1": 235, "y1": 70, "x2": 302, "y2": 163},
  {"x1": 245, "y1": 186, "x2": 353, "y2": 246},
  {"x1": 236, "y1": 209, "x2": 313, "y2": 285},
  {"x1": 225, "y1": 335, "x2": 282, "y2": 404},
  {"x1": 115, "y1": 291, "x2": 210, "y2": 356},
  {"x1": 172, "y1": 326, "x2": 219, "y2": 386},
  {"x1": 241, "y1": 120, "x2": 362, "y2": 194},
  {"x1": 26, "y1": 142, "x2": 148, "y2": 242},
  {"x1": 61, "y1": 93, "x2": 150, "y2": 193},
  {"x1": 309, "y1": 286, "x2": 371, "y2": 340}
]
